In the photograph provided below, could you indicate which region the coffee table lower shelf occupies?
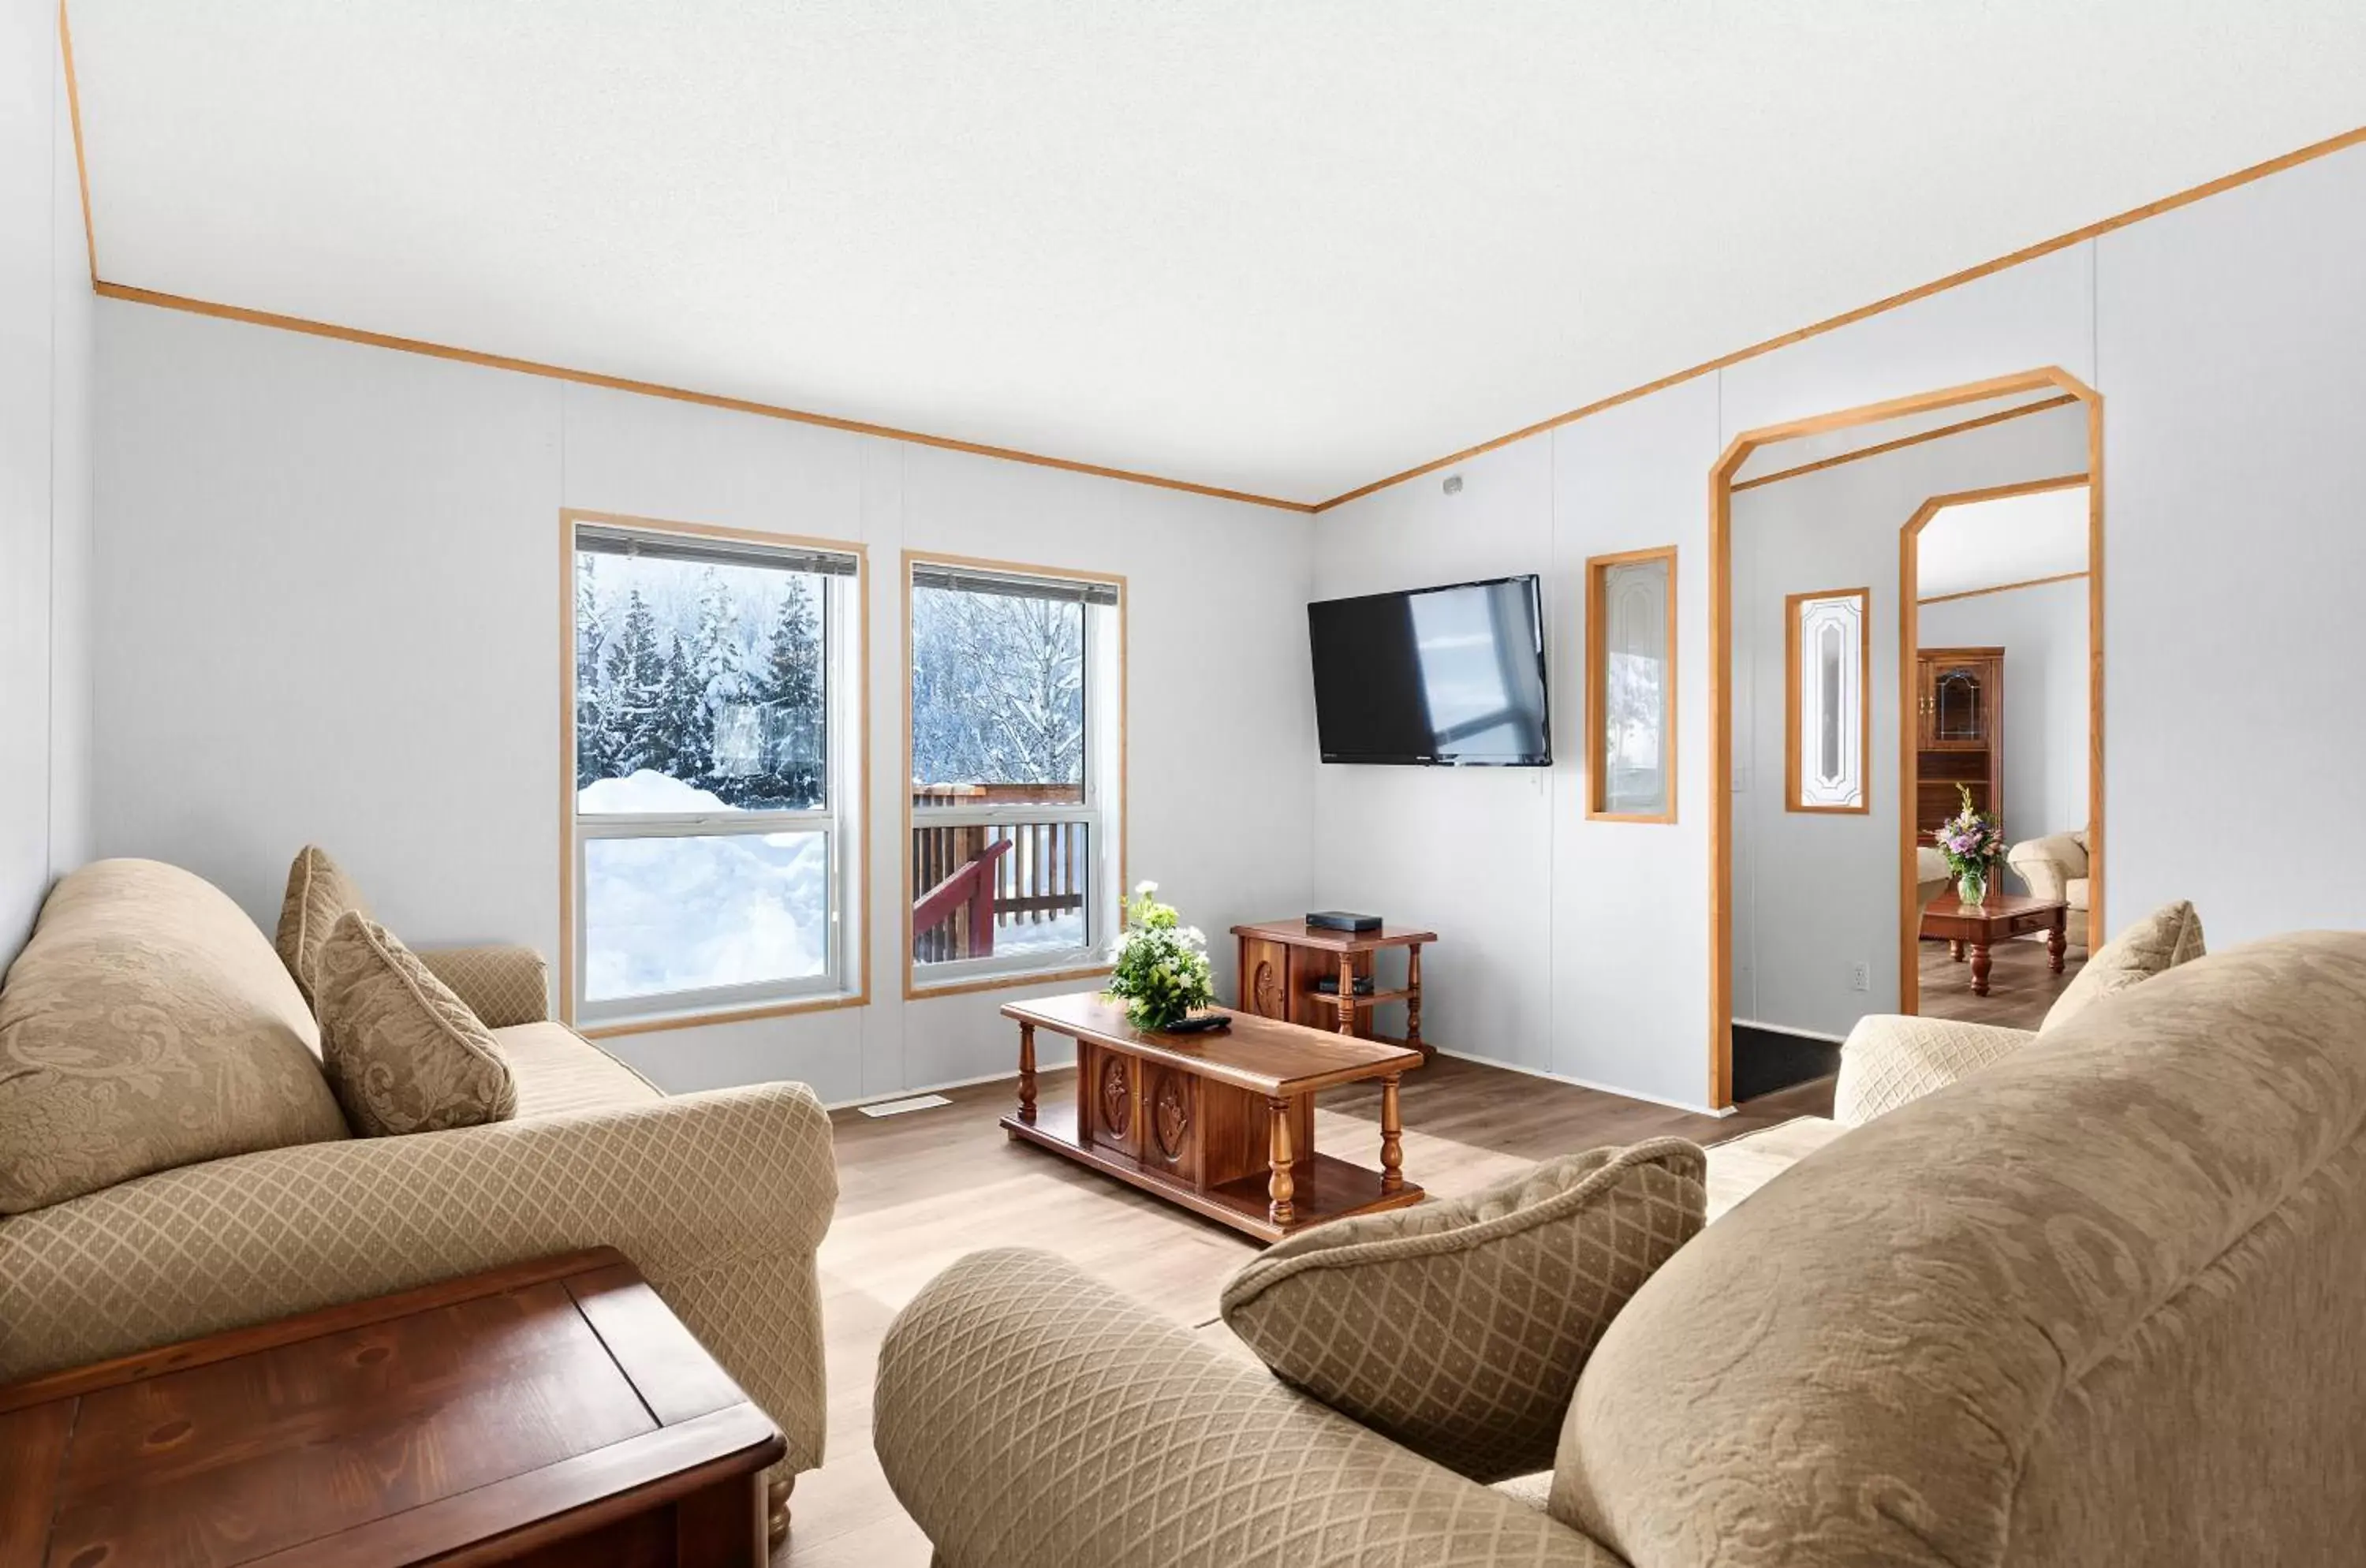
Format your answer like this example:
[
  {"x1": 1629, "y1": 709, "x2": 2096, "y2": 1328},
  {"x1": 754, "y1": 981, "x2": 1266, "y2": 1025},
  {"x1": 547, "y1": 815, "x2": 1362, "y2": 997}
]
[{"x1": 1004, "y1": 1099, "x2": 1424, "y2": 1243}]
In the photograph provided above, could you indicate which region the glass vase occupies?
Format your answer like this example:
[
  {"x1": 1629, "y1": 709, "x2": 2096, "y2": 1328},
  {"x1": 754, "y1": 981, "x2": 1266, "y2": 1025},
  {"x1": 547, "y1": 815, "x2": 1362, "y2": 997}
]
[{"x1": 1957, "y1": 869, "x2": 1988, "y2": 906}]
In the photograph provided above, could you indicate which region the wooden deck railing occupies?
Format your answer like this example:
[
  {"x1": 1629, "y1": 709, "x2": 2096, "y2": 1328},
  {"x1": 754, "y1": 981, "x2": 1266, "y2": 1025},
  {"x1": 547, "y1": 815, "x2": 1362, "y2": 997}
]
[{"x1": 911, "y1": 783, "x2": 1090, "y2": 962}]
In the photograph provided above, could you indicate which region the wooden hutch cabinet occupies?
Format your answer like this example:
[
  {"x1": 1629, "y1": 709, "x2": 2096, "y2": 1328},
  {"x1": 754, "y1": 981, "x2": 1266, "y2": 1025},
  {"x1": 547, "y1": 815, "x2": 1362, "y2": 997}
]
[{"x1": 1915, "y1": 647, "x2": 2003, "y2": 841}]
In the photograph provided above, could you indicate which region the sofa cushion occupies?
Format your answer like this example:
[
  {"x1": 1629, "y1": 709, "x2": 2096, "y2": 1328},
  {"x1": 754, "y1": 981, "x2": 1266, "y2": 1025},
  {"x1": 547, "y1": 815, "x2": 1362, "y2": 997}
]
[
  {"x1": 0, "y1": 860, "x2": 349, "y2": 1215},
  {"x1": 2041, "y1": 898, "x2": 2204, "y2": 1032},
  {"x1": 275, "y1": 846, "x2": 370, "y2": 1010},
  {"x1": 494, "y1": 1021, "x2": 662, "y2": 1118},
  {"x1": 1219, "y1": 1138, "x2": 1705, "y2": 1483},
  {"x1": 315, "y1": 913, "x2": 517, "y2": 1137}
]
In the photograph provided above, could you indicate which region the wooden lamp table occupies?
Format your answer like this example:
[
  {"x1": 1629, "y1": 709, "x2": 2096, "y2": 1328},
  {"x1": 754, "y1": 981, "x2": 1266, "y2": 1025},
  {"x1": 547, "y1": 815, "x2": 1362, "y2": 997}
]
[
  {"x1": 1920, "y1": 891, "x2": 2069, "y2": 996},
  {"x1": 1230, "y1": 919, "x2": 1436, "y2": 1050},
  {"x1": 0, "y1": 1249, "x2": 782, "y2": 1568},
  {"x1": 1000, "y1": 992, "x2": 1426, "y2": 1242}
]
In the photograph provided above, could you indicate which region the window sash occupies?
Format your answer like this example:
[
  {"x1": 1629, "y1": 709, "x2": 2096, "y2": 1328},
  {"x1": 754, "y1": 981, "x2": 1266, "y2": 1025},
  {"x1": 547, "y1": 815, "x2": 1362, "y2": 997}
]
[
  {"x1": 573, "y1": 819, "x2": 842, "y2": 1023},
  {"x1": 571, "y1": 531, "x2": 858, "y2": 1021}
]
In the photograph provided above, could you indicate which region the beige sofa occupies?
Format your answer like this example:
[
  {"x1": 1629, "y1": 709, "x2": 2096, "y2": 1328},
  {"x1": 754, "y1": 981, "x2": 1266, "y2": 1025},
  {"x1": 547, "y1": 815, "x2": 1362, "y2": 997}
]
[
  {"x1": 874, "y1": 931, "x2": 2366, "y2": 1566},
  {"x1": 2008, "y1": 829, "x2": 2090, "y2": 924},
  {"x1": 0, "y1": 859, "x2": 836, "y2": 1525}
]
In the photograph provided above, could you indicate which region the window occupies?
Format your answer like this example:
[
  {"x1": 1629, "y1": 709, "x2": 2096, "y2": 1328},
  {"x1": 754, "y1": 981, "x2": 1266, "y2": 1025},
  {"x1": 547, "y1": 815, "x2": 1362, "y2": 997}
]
[
  {"x1": 565, "y1": 517, "x2": 866, "y2": 1027},
  {"x1": 905, "y1": 555, "x2": 1123, "y2": 992},
  {"x1": 1585, "y1": 547, "x2": 1677, "y2": 821},
  {"x1": 1786, "y1": 586, "x2": 1870, "y2": 812}
]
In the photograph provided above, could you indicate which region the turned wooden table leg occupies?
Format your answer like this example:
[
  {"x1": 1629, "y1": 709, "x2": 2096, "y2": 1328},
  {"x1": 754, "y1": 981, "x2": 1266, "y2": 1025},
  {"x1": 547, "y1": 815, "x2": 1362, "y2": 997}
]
[
  {"x1": 2048, "y1": 913, "x2": 2067, "y2": 974},
  {"x1": 1379, "y1": 1073, "x2": 1404, "y2": 1193},
  {"x1": 1267, "y1": 1096, "x2": 1296, "y2": 1226},
  {"x1": 1337, "y1": 952, "x2": 1357, "y2": 1035},
  {"x1": 1017, "y1": 1021, "x2": 1037, "y2": 1125},
  {"x1": 766, "y1": 1474, "x2": 793, "y2": 1551},
  {"x1": 1970, "y1": 940, "x2": 1992, "y2": 996},
  {"x1": 1950, "y1": 938, "x2": 1966, "y2": 963},
  {"x1": 1405, "y1": 943, "x2": 1423, "y2": 1049}
]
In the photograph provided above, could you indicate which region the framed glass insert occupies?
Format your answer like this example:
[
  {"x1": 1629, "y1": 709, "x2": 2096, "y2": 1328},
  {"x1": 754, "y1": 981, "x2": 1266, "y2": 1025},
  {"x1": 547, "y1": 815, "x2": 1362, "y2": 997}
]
[
  {"x1": 1786, "y1": 586, "x2": 1870, "y2": 813},
  {"x1": 1585, "y1": 546, "x2": 1677, "y2": 822}
]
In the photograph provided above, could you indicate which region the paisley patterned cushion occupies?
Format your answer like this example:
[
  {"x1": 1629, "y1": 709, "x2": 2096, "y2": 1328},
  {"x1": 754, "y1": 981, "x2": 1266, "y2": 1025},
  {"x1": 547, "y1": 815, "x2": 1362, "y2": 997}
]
[
  {"x1": 0, "y1": 860, "x2": 349, "y2": 1215},
  {"x1": 2041, "y1": 898, "x2": 2204, "y2": 1032},
  {"x1": 314, "y1": 913, "x2": 517, "y2": 1137},
  {"x1": 274, "y1": 844, "x2": 371, "y2": 1009},
  {"x1": 1221, "y1": 1140, "x2": 1706, "y2": 1483}
]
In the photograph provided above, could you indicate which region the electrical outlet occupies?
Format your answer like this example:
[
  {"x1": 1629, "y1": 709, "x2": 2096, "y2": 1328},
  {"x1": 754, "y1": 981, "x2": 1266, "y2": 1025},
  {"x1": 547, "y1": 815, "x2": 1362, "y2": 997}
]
[{"x1": 1850, "y1": 961, "x2": 1871, "y2": 992}]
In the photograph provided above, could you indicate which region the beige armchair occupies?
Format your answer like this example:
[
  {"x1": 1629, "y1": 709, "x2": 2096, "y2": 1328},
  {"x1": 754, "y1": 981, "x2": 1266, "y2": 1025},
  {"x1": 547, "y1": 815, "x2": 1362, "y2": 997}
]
[{"x1": 2007, "y1": 829, "x2": 2090, "y2": 920}]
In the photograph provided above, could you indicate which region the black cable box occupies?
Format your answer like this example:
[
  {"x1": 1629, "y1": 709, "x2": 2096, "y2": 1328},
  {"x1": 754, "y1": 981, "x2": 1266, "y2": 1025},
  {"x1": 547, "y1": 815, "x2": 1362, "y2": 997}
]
[{"x1": 1305, "y1": 910, "x2": 1382, "y2": 933}]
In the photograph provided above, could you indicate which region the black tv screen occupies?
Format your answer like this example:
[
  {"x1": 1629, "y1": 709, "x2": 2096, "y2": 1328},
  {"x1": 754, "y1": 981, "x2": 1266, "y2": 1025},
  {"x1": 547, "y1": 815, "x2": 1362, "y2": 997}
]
[{"x1": 1307, "y1": 575, "x2": 1551, "y2": 766}]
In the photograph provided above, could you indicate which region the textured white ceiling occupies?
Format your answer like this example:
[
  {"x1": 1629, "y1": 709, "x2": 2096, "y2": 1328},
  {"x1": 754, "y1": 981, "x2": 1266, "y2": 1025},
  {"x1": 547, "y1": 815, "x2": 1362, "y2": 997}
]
[
  {"x1": 1918, "y1": 487, "x2": 2091, "y2": 601},
  {"x1": 68, "y1": 2, "x2": 2366, "y2": 506}
]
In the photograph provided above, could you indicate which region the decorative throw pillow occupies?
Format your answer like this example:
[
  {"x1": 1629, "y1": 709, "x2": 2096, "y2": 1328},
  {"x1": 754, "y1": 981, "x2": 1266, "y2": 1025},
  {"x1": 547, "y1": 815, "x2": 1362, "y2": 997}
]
[
  {"x1": 275, "y1": 845, "x2": 370, "y2": 1010},
  {"x1": 2041, "y1": 899, "x2": 2206, "y2": 1032},
  {"x1": 0, "y1": 859, "x2": 350, "y2": 1215},
  {"x1": 1218, "y1": 1137, "x2": 1706, "y2": 1483},
  {"x1": 313, "y1": 912, "x2": 517, "y2": 1137}
]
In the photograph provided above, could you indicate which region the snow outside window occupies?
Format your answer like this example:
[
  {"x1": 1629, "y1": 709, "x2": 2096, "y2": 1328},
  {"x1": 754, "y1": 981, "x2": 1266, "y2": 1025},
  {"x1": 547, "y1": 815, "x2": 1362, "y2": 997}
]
[
  {"x1": 909, "y1": 560, "x2": 1121, "y2": 987},
  {"x1": 570, "y1": 522, "x2": 861, "y2": 1023}
]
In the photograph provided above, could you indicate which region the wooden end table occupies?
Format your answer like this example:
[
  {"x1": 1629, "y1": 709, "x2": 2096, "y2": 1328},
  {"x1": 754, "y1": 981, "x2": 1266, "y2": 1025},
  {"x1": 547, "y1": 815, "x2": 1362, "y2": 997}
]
[
  {"x1": 1001, "y1": 992, "x2": 1426, "y2": 1242},
  {"x1": 1920, "y1": 890, "x2": 2068, "y2": 996},
  {"x1": 0, "y1": 1249, "x2": 783, "y2": 1567},
  {"x1": 1230, "y1": 920, "x2": 1437, "y2": 1051}
]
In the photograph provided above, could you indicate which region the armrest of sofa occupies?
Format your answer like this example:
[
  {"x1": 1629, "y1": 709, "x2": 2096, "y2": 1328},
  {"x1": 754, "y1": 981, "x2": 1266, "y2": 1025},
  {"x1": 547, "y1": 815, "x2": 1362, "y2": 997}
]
[
  {"x1": 416, "y1": 943, "x2": 551, "y2": 1027},
  {"x1": 0, "y1": 1084, "x2": 837, "y2": 1472},
  {"x1": 1834, "y1": 1014, "x2": 2036, "y2": 1127},
  {"x1": 875, "y1": 1249, "x2": 1621, "y2": 1568},
  {"x1": 2007, "y1": 832, "x2": 2088, "y2": 902}
]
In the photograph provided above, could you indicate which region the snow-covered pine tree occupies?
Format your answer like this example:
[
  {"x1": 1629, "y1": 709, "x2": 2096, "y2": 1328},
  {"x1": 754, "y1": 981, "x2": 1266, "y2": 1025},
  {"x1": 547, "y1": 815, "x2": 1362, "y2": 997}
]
[
  {"x1": 654, "y1": 633, "x2": 711, "y2": 779},
  {"x1": 574, "y1": 558, "x2": 615, "y2": 786},
  {"x1": 603, "y1": 587, "x2": 668, "y2": 775},
  {"x1": 752, "y1": 576, "x2": 823, "y2": 806}
]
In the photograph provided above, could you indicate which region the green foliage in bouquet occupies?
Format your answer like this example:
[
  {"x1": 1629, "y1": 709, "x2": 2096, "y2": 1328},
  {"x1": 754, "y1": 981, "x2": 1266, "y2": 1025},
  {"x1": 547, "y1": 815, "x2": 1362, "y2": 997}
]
[{"x1": 1105, "y1": 881, "x2": 1215, "y2": 1031}]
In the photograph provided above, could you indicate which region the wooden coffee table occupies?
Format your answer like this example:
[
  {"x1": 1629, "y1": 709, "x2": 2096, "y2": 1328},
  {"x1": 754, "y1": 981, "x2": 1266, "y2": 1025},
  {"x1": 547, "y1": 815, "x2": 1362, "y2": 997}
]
[
  {"x1": 1001, "y1": 992, "x2": 1426, "y2": 1241},
  {"x1": 1920, "y1": 890, "x2": 2069, "y2": 996},
  {"x1": 0, "y1": 1249, "x2": 782, "y2": 1567}
]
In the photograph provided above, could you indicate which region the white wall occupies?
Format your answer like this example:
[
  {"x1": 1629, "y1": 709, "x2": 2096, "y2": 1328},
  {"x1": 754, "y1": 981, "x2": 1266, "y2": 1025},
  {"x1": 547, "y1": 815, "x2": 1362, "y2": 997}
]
[
  {"x1": 1, "y1": 0, "x2": 93, "y2": 965},
  {"x1": 1730, "y1": 407, "x2": 2086, "y2": 1037},
  {"x1": 91, "y1": 304, "x2": 1317, "y2": 1101},
  {"x1": 1314, "y1": 141, "x2": 2366, "y2": 1107},
  {"x1": 1920, "y1": 573, "x2": 2089, "y2": 857}
]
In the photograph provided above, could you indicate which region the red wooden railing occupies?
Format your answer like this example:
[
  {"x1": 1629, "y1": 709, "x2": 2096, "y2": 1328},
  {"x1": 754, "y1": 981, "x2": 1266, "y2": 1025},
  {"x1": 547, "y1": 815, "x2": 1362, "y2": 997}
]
[{"x1": 911, "y1": 783, "x2": 1090, "y2": 962}]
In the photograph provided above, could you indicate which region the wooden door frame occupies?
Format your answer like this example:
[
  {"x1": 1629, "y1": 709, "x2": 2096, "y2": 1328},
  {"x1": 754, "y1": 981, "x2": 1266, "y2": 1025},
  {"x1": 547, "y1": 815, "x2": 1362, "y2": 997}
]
[
  {"x1": 1707, "y1": 368, "x2": 2104, "y2": 1108},
  {"x1": 1897, "y1": 479, "x2": 2095, "y2": 1015}
]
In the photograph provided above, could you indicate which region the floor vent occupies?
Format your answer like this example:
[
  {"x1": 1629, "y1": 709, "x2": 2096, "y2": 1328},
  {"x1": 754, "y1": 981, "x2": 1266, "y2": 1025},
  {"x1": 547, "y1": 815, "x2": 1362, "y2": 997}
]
[{"x1": 856, "y1": 1093, "x2": 953, "y2": 1118}]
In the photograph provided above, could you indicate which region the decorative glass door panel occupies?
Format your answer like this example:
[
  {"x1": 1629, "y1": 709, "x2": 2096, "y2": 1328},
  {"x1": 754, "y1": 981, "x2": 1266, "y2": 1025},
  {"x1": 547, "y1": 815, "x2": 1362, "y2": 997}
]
[{"x1": 1931, "y1": 664, "x2": 1989, "y2": 749}]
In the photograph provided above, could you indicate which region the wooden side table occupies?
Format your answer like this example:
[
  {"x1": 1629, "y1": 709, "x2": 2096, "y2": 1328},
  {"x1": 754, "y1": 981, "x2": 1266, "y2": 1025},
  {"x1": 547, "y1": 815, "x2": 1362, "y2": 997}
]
[
  {"x1": 0, "y1": 1249, "x2": 782, "y2": 1567},
  {"x1": 1231, "y1": 918, "x2": 1438, "y2": 1051}
]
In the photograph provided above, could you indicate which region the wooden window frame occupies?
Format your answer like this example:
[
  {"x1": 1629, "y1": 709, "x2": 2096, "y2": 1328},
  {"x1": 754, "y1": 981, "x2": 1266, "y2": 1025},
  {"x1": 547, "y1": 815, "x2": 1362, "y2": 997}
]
[
  {"x1": 557, "y1": 510, "x2": 871, "y2": 1038},
  {"x1": 1584, "y1": 545, "x2": 1679, "y2": 823},
  {"x1": 1783, "y1": 585, "x2": 1873, "y2": 816},
  {"x1": 901, "y1": 551, "x2": 1128, "y2": 1002}
]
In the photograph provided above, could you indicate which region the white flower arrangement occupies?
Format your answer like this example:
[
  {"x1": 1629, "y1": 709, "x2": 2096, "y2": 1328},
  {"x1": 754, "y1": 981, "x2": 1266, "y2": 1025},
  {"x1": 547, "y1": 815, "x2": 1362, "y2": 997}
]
[{"x1": 1104, "y1": 880, "x2": 1215, "y2": 1031}]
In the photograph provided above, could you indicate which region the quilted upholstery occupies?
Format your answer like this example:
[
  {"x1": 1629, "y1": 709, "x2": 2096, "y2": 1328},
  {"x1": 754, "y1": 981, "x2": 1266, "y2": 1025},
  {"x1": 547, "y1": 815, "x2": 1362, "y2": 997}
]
[
  {"x1": 274, "y1": 844, "x2": 370, "y2": 1008},
  {"x1": 0, "y1": 1081, "x2": 838, "y2": 1473},
  {"x1": 2007, "y1": 831, "x2": 2090, "y2": 909},
  {"x1": 1833, "y1": 1014, "x2": 2034, "y2": 1126},
  {"x1": 2042, "y1": 898, "x2": 2204, "y2": 1032},
  {"x1": 0, "y1": 860, "x2": 349, "y2": 1215},
  {"x1": 417, "y1": 943, "x2": 551, "y2": 1029},
  {"x1": 496, "y1": 1021, "x2": 662, "y2": 1117},
  {"x1": 1221, "y1": 1140, "x2": 1704, "y2": 1482},
  {"x1": 315, "y1": 913, "x2": 517, "y2": 1137},
  {"x1": 1551, "y1": 933, "x2": 2366, "y2": 1568},
  {"x1": 875, "y1": 1248, "x2": 1624, "y2": 1568}
]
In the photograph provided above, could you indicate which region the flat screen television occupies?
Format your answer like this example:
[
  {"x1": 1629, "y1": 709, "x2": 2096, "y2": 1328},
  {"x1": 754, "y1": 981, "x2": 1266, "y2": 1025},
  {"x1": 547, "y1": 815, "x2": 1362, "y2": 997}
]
[{"x1": 1307, "y1": 574, "x2": 1551, "y2": 766}]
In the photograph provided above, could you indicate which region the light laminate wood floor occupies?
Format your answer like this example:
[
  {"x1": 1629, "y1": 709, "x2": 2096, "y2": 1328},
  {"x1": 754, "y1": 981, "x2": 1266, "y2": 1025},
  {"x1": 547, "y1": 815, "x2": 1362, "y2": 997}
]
[
  {"x1": 1916, "y1": 931, "x2": 2085, "y2": 1032},
  {"x1": 779, "y1": 1054, "x2": 1834, "y2": 1566}
]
